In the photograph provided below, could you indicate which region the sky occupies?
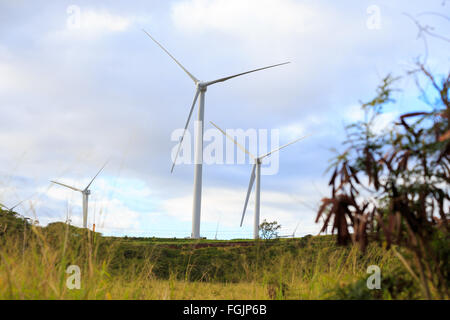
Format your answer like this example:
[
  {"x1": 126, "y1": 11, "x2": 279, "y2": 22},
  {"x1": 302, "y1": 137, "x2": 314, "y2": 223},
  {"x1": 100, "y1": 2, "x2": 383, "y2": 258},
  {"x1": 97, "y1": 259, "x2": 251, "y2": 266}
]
[{"x1": 0, "y1": 0, "x2": 449, "y2": 239}]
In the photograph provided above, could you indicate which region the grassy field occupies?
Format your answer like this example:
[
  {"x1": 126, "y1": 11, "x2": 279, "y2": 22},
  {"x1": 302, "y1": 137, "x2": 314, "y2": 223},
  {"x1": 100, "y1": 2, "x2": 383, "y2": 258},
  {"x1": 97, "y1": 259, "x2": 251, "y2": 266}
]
[{"x1": 0, "y1": 211, "x2": 420, "y2": 300}]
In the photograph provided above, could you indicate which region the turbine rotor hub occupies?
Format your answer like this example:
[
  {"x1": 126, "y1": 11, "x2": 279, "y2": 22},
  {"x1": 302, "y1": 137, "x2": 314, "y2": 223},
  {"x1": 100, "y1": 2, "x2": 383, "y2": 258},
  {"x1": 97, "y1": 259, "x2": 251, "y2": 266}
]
[{"x1": 197, "y1": 82, "x2": 207, "y2": 91}]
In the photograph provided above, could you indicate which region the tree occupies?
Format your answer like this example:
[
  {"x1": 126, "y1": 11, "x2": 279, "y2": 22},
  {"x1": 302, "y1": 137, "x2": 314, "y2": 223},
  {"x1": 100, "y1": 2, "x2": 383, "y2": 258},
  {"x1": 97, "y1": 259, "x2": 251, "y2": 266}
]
[
  {"x1": 316, "y1": 64, "x2": 449, "y2": 299},
  {"x1": 259, "y1": 220, "x2": 281, "y2": 239}
]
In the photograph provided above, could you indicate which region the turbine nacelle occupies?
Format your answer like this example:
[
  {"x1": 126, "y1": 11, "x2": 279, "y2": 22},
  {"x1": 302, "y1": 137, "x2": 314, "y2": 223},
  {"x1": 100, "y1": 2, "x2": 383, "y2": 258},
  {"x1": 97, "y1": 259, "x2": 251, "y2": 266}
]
[{"x1": 197, "y1": 82, "x2": 208, "y2": 91}]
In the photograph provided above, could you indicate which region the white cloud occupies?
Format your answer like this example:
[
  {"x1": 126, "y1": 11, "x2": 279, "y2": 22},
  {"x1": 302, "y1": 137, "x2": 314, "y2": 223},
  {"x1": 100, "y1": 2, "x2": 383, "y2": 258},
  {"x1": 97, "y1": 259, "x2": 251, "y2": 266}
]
[
  {"x1": 344, "y1": 104, "x2": 399, "y2": 134},
  {"x1": 279, "y1": 122, "x2": 306, "y2": 141},
  {"x1": 81, "y1": 10, "x2": 130, "y2": 32},
  {"x1": 42, "y1": 7, "x2": 152, "y2": 43},
  {"x1": 93, "y1": 198, "x2": 141, "y2": 232},
  {"x1": 171, "y1": 0, "x2": 318, "y2": 36},
  {"x1": 0, "y1": 63, "x2": 25, "y2": 93},
  {"x1": 66, "y1": 7, "x2": 131, "y2": 33}
]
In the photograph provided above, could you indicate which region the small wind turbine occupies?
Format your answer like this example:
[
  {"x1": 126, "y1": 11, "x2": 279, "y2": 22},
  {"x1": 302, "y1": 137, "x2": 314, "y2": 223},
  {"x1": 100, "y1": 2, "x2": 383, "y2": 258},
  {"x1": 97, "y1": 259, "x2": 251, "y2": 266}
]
[
  {"x1": 0, "y1": 194, "x2": 36, "y2": 214},
  {"x1": 211, "y1": 121, "x2": 308, "y2": 239},
  {"x1": 0, "y1": 202, "x2": 23, "y2": 213},
  {"x1": 1, "y1": 196, "x2": 38, "y2": 228},
  {"x1": 278, "y1": 222, "x2": 300, "y2": 238},
  {"x1": 143, "y1": 29, "x2": 290, "y2": 239},
  {"x1": 214, "y1": 214, "x2": 222, "y2": 240},
  {"x1": 51, "y1": 162, "x2": 107, "y2": 229}
]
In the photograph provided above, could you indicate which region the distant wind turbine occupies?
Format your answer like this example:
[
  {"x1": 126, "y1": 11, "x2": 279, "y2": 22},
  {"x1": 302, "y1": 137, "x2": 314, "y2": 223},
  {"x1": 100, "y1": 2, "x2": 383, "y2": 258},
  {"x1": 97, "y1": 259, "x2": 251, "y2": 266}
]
[
  {"x1": 0, "y1": 192, "x2": 37, "y2": 214},
  {"x1": 51, "y1": 162, "x2": 107, "y2": 229},
  {"x1": 211, "y1": 121, "x2": 308, "y2": 239},
  {"x1": 214, "y1": 214, "x2": 222, "y2": 240},
  {"x1": 214, "y1": 219, "x2": 220, "y2": 240},
  {"x1": 0, "y1": 201, "x2": 24, "y2": 213},
  {"x1": 278, "y1": 222, "x2": 300, "y2": 238},
  {"x1": 143, "y1": 29, "x2": 290, "y2": 239}
]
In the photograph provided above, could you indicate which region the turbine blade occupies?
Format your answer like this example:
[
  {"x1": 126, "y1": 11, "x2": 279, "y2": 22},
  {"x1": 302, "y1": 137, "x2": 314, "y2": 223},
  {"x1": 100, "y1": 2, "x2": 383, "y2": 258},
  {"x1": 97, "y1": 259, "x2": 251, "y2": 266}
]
[
  {"x1": 85, "y1": 161, "x2": 108, "y2": 191},
  {"x1": 9, "y1": 199, "x2": 27, "y2": 211},
  {"x1": 171, "y1": 89, "x2": 201, "y2": 173},
  {"x1": 210, "y1": 121, "x2": 256, "y2": 160},
  {"x1": 51, "y1": 181, "x2": 83, "y2": 193},
  {"x1": 204, "y1": 62, "x2": 290, "y2": 86},
  {"x1": 240, "y1": 164, "x2": 256, "y2": 227},
  {"x1": 260, "y1": 134, "x2": 310, "y2": 160},
  {"x1": 142, "y1": 29, "x2": 198, "y2": 84}
]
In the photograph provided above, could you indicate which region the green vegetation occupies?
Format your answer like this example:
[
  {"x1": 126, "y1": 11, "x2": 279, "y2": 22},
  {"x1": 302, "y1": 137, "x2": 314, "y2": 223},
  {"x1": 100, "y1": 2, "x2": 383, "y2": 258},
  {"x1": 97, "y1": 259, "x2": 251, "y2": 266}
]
[
  {"x1": 318, "y1": 63, "x2": 449, "y2": 299},
  {"x1": 1, "y1": 209, "x2": 419, "y2": 300},
  {"x1": 259, "y1": 220, "x2": 281, "y2": 239}
]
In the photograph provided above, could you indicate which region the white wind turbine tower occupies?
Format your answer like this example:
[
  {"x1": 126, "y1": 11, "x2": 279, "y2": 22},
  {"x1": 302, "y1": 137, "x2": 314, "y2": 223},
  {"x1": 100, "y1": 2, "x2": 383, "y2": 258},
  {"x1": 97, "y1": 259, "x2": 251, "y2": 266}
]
[
  {"x1": 51, "y1": 162, "x2": 107, "y2": 229},
  {"x1": 211, "y1": 122, "x2": 308, "y2": 239},
  {"x1": 143, "y1": 30, "x2": 290, "y2": 239},
  {"x1": 214, "y1": 217, "x2": 220, "y2": 240}
]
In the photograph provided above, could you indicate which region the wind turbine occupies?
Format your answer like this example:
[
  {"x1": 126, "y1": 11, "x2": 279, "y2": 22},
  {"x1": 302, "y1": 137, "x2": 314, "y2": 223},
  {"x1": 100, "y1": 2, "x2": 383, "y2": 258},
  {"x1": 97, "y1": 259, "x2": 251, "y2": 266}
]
[
  {"x1": 0, "y1": 201, "x2": 24, "y2": 213},
  {"x1": 51, "y1": 162, "x2": 107, "y2": 229},
  {"x1": 0, "y1": 195, "x2": 39, "y2": 228},
  {"x1": 210, "y1": 121, "x2": 308, "y2": 239},
  {"x1": 214, "y1": 218, "x2": 220, "y2": 240},
  {"x1": 0, "y1": 192, "x2": 37, "y2": 214},
  {"x1": 143, "y1": 29, "x2": 290, "y2": 239},
  {"x1": 278, "y1": 222, "x2": 300, "y2": 238}
]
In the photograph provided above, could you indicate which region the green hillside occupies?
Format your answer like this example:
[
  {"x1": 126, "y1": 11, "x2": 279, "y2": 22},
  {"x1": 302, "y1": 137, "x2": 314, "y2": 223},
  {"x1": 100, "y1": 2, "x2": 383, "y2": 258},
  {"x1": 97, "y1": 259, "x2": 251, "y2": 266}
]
[{"x1": 0, "y1": 210, "x2": 421, "y2": 299}]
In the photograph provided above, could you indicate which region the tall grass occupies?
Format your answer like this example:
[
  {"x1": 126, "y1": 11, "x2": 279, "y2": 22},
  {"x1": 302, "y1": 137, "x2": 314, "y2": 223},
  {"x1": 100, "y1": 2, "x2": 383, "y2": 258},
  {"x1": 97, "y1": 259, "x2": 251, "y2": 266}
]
[{"x1": 0, "y1": 220, "x2": 405, "y2": 300}]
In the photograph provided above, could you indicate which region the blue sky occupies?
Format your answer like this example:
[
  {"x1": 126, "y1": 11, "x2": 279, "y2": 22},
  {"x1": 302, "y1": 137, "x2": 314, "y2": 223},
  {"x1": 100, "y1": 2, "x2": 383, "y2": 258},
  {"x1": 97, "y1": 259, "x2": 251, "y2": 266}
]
[{"x1": 0, "y1": 0, "x2": 448, "y2": 239}]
